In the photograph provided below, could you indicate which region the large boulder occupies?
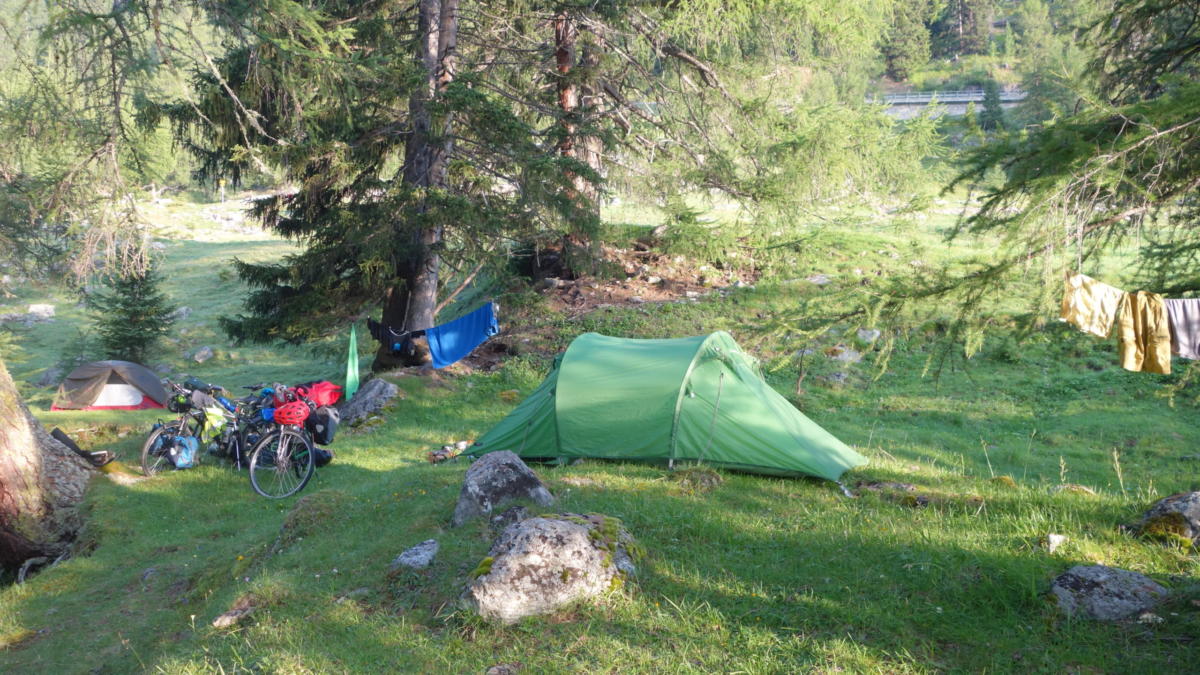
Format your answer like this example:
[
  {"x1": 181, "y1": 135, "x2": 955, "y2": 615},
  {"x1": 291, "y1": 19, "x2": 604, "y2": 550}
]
[
  {"x1": 337, "y1": 377, "x2": 400, "y2": 426},
  {"x1": 463, "y1": 514, "x2": 637, "y2": 624},
  {"x1": 1134, "y1": 492, "x2": 1200, "y2": 546},
  {"x1": 1050, "y1": 565, "x2": 1168, "y2": 621},
  {"x1": 452, "y1": 451, "x2": 553, "y2": 527}
]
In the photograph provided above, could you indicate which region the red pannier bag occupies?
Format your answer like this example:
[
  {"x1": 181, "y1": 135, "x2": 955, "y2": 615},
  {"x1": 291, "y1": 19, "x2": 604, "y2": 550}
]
[{"x1": 295, "y1": 380, "x2": 343, "y2": 407}]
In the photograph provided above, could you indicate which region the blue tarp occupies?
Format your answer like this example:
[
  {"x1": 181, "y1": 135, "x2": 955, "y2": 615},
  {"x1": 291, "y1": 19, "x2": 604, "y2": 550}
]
[{"x1": 427, "y1": 302, "x2": 499, "y2": 369}]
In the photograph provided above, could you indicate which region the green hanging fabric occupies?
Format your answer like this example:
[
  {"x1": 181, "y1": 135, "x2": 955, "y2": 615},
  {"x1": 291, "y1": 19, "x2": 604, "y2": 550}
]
[{"x1": 345, "y1": 324, "x2": 360, "y2": 399}]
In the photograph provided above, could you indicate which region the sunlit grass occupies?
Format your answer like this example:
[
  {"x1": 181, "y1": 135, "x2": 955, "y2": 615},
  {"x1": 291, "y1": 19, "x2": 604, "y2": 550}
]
[{"x1": 2, "y1": 195, "x2": 1200, "y2": 672}]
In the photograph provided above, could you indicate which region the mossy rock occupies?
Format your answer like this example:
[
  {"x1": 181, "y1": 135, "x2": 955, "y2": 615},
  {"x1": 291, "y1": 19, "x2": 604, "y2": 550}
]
[
  {"x1": 990, "y1": 475, "x2": 1017, "y2": 489},
  {"x1": 671, "y1": 466, "x2": 725, "y2": 495},
  {"x1": 1133, "y1": 492, "x2": 1200, "y2": 546}
]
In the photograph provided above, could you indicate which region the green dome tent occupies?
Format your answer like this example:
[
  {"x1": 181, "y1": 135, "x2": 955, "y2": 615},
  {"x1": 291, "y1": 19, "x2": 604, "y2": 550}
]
[{"x1": 469, "y1": 332, "x2": 866, "y2": 482}]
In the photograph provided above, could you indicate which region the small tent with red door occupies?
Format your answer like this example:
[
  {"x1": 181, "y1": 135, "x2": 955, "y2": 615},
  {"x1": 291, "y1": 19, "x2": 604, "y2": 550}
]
[{"x1": 51, "y1": 360, "x2": 168, "y2": 411}]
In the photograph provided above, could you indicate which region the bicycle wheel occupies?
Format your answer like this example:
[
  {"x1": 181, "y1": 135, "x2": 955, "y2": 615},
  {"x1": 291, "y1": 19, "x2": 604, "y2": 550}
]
[
  {"x1": 140, "y1": 418, "x2": 198, "y2": 476},
  {"x1": 248, "y1": 428, "x2": 315, "y2": 498}
]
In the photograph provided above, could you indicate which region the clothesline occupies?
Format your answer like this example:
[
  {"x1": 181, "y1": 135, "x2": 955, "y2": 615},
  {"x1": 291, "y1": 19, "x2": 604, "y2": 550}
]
[{"x1": 1061, "y1": 273, "x2": 1200, "y2": 375}]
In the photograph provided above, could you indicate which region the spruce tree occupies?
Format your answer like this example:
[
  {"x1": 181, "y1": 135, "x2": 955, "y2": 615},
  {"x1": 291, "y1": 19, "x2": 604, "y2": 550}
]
[
  {"x1": 883, "y1": 1, "x2": 933, "y2": 81},
  {"x1": 87, "y1": 264, "x2": 177, "y2": 364},
  {"x1": 979, "y1": 79, "x2": 1007, "y2": 130}
]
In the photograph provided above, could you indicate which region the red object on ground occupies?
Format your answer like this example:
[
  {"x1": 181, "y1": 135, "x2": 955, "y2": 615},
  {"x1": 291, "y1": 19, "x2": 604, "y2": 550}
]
[{"x1": 51, "y1": 398, "x2": 164, "y2": 411}]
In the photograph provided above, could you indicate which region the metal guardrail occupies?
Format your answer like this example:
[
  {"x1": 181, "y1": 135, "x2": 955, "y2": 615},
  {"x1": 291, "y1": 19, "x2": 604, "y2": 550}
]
[{"x1": 870, "y1": 89, "x2": 1027, "y2": 105}]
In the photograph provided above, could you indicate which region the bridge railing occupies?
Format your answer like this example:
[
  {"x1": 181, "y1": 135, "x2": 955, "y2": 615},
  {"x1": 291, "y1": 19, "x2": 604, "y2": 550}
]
[{"x1": 869, "y1": 89, "x2": 1027, "y2": 105}]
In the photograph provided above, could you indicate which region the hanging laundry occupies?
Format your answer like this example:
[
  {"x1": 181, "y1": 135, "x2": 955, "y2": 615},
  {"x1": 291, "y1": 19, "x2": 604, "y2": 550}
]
[
  {"x1": 1061, "y1": 273, "x2": 1126, "y2": 338},
  {"x1": 426, "y1": 302, "x2": 500, "y2": 369},
  {"x1": 1118, "y1": 291, "x2": 1171, "y2": 374},
  {"x1": 1165, "y1": 298, "x2": 1200, "y2": 360}
]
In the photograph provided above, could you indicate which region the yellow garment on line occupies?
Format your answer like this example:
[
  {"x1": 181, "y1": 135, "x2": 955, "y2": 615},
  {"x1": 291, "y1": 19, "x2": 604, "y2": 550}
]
[
  {"x1": 1117, "y1": 290, "x2": 1172, "y2": 374},
  {"x1": 1061, "y1": 273, "x2": 1126, "y2": 338}
]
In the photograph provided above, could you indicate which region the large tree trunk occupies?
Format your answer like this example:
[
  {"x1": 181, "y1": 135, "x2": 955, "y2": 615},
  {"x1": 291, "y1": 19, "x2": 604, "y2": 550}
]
[
  {"x1": 375, "y1": 0, "x2": 459, "y2": 372},
  {"x1": 554, "y1": 12, "x2": 602, "y2": 212},
  {"x1": 0, "y1": 358, "x2": 93, "y2": 571}
]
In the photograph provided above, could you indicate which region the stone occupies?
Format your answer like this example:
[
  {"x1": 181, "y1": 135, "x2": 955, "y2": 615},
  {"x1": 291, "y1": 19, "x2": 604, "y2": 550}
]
[
  {"x1": 212, "y1": 596, "x2": 258, "y2": 628},
  {"x1": 830, "y1": 345, "x2": 863, "y2": 364},
  {"x1": 212, "y1": 605, "x2": 255, "y2": 628},
  {"x1": 822, "y1": 371, "x2": 850, "y2": 385},
  {"x1": 463, "y1": 514, "x2": 637, "y2": 624},
  {"x1": 27, "y1": 304, "x2": 55, "y2": 319},
  {"x1": 35, "y1": 367, "x2": 63, "y2": 388},
  {"x1": 171, "y1": 306, "x2": 192, "y2": 321},
  {"x1": 389, "y1": 539, "x2": 439, "y2": 571},
  {"x1": 1045, "y1": 533, "x2": 1067, "y2": 554},
  {"x1": 150, "y1": 241, "x2": 167, "y2": 251},
  {"x1": 452, "y1": 451, "x2": 554, "y2": 527},
  {"x1": 856, "y1": 328, "x2": 882, "y2": 343},
  {"x1": 1050, "y1": 565, "x2": 1168, "y2": 621},
  {"x1": 806, "y1": 273, "x2": 832, "y2": 286},
  {"x1": 192, "y1": 346, "x2": 214, "y2": 363},
  {"x1": 485, "y1": 664, "x2": 521, "y2": 675},
  {"x1": 337, "y1": 377, "x2": 400, "y2": 426},
  {"x1": 645, "y1": 276, "x2": 662, "y2": 284},
  {"x1": 335, "y1": 587, "x2": 372, "y2": 605},
  {"x1": 1134, "y1": 492, "x2": 1200, "y2": 545},
  {"x1": 154, "y1": 364, "x2": 172, "y2": 375},
  {"x1": 1051, "y1": 484, "x2": 1097, "y2": 496},
  {"x1": 489, "y1": 505, "x2": 529, "y2": 533}
]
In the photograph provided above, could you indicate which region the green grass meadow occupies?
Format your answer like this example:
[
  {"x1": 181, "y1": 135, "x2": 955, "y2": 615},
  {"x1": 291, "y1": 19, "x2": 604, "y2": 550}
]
[{"x1": 2, "y1": 196, "x2": 1199, "y2": 673}]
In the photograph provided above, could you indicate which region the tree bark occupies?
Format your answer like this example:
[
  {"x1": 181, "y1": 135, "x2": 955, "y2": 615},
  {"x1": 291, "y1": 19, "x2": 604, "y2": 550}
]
[
  {"x1": 554, "y1": 11, "x2": 602, "y2": 211},
  {"x1": 375, "y1": 0, "x2": 459, "y2": 371},
  {"x1": 0, "y1": 357, "x2": 93, "y2": 571}
]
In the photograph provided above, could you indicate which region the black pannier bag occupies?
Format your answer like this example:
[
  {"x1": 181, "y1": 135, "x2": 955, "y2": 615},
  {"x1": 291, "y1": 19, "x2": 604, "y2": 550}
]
[{"x1": 306, "y1": 405, "x2": 340, "y2": 445}]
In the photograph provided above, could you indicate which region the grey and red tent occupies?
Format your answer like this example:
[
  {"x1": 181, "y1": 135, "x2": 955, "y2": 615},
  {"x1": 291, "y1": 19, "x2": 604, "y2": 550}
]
[{"x1": 51, "y1": 360, "x2": 168, "y2": 411}]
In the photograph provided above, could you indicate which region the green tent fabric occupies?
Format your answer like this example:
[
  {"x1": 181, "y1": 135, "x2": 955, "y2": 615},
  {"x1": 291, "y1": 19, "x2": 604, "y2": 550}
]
[{"x1": 470, "y1": 332, "x2": 867, "y2": 481}]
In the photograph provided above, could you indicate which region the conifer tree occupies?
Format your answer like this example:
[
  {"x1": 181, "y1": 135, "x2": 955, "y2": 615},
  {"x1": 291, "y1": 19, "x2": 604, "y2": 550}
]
[
  {"x1": 883, "y1": 0, "x2": 933, "y2": 81},
  {"x1": 87, "y1": 264, "x2": 176, "y2": 364},
  {"x1": 979, "y1": 79, "x2": 1007, "y2": 130}
]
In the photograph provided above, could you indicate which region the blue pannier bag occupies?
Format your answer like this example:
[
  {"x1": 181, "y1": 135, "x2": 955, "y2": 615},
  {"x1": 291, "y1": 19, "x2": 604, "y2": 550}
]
[{"x1": 170, "y1": 436, "x2": 198, "y2": 469}]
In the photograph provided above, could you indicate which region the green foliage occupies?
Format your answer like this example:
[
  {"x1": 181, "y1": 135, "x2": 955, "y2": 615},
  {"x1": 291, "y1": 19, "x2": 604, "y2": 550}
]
[
  {"x1": 931, "y1": 0, "x2": 995, "y2": 58},
  {"x1": 979, "y1": 79, "x2": 1007, "y2": 130},
  {"x1": 883, "y1": 0, "x2": 932, "y2": 81},
  {"x1": 53, "y1": 328, "x2": 100, "y2": 374},
  {"x1": 86, "y1": 263, "x2": 177, "y2": 363}
]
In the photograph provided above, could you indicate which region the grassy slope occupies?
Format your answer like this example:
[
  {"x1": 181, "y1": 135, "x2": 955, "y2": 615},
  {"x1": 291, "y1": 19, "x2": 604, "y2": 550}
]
[{"x1": 2, "y1": 197, "x2": 1199, "y2": 673}]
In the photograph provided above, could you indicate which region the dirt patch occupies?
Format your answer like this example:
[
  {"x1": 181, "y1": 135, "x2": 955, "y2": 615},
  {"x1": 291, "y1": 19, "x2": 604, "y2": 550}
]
[
  {"x1": 443, "y1": 245, "x2": 757, "y2": 374},
  {"x1": 538, "y1": 243, "x2": 756, "y2": 316}
]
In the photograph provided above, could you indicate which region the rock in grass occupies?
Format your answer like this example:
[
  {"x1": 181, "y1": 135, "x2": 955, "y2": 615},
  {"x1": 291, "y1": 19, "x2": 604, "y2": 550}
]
[
  {"x1": 1134, "y1": 492, "x2": 1200, "y2": 547},
  {"x1": 1044, "y1": 533, "x2": 1067, "y2": 554},
  {"x1": 192, "y1": 345, "x2": 213, "y2": 363},
  {"x1": 1050, "y1": 565, "x2": 1167, "y2": 621},
  {"x1": 212, "y1": 595, "x2": 258, "y2": 628},
  {"x1": 463, "y1": 514, "x2": 637, "y2": 624},
  {"x1": 452, "y1": 451, "x2": 553, "y2": 527},
  {"x1": 338, "y1": 377, "x2": 400, "y2": 426},
  {"x1": 390, "y1": 539, "x2": 439, "y2": 571},
  {"x1": 489, "y1": 505, "x2": 529, "y2": 534}
]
